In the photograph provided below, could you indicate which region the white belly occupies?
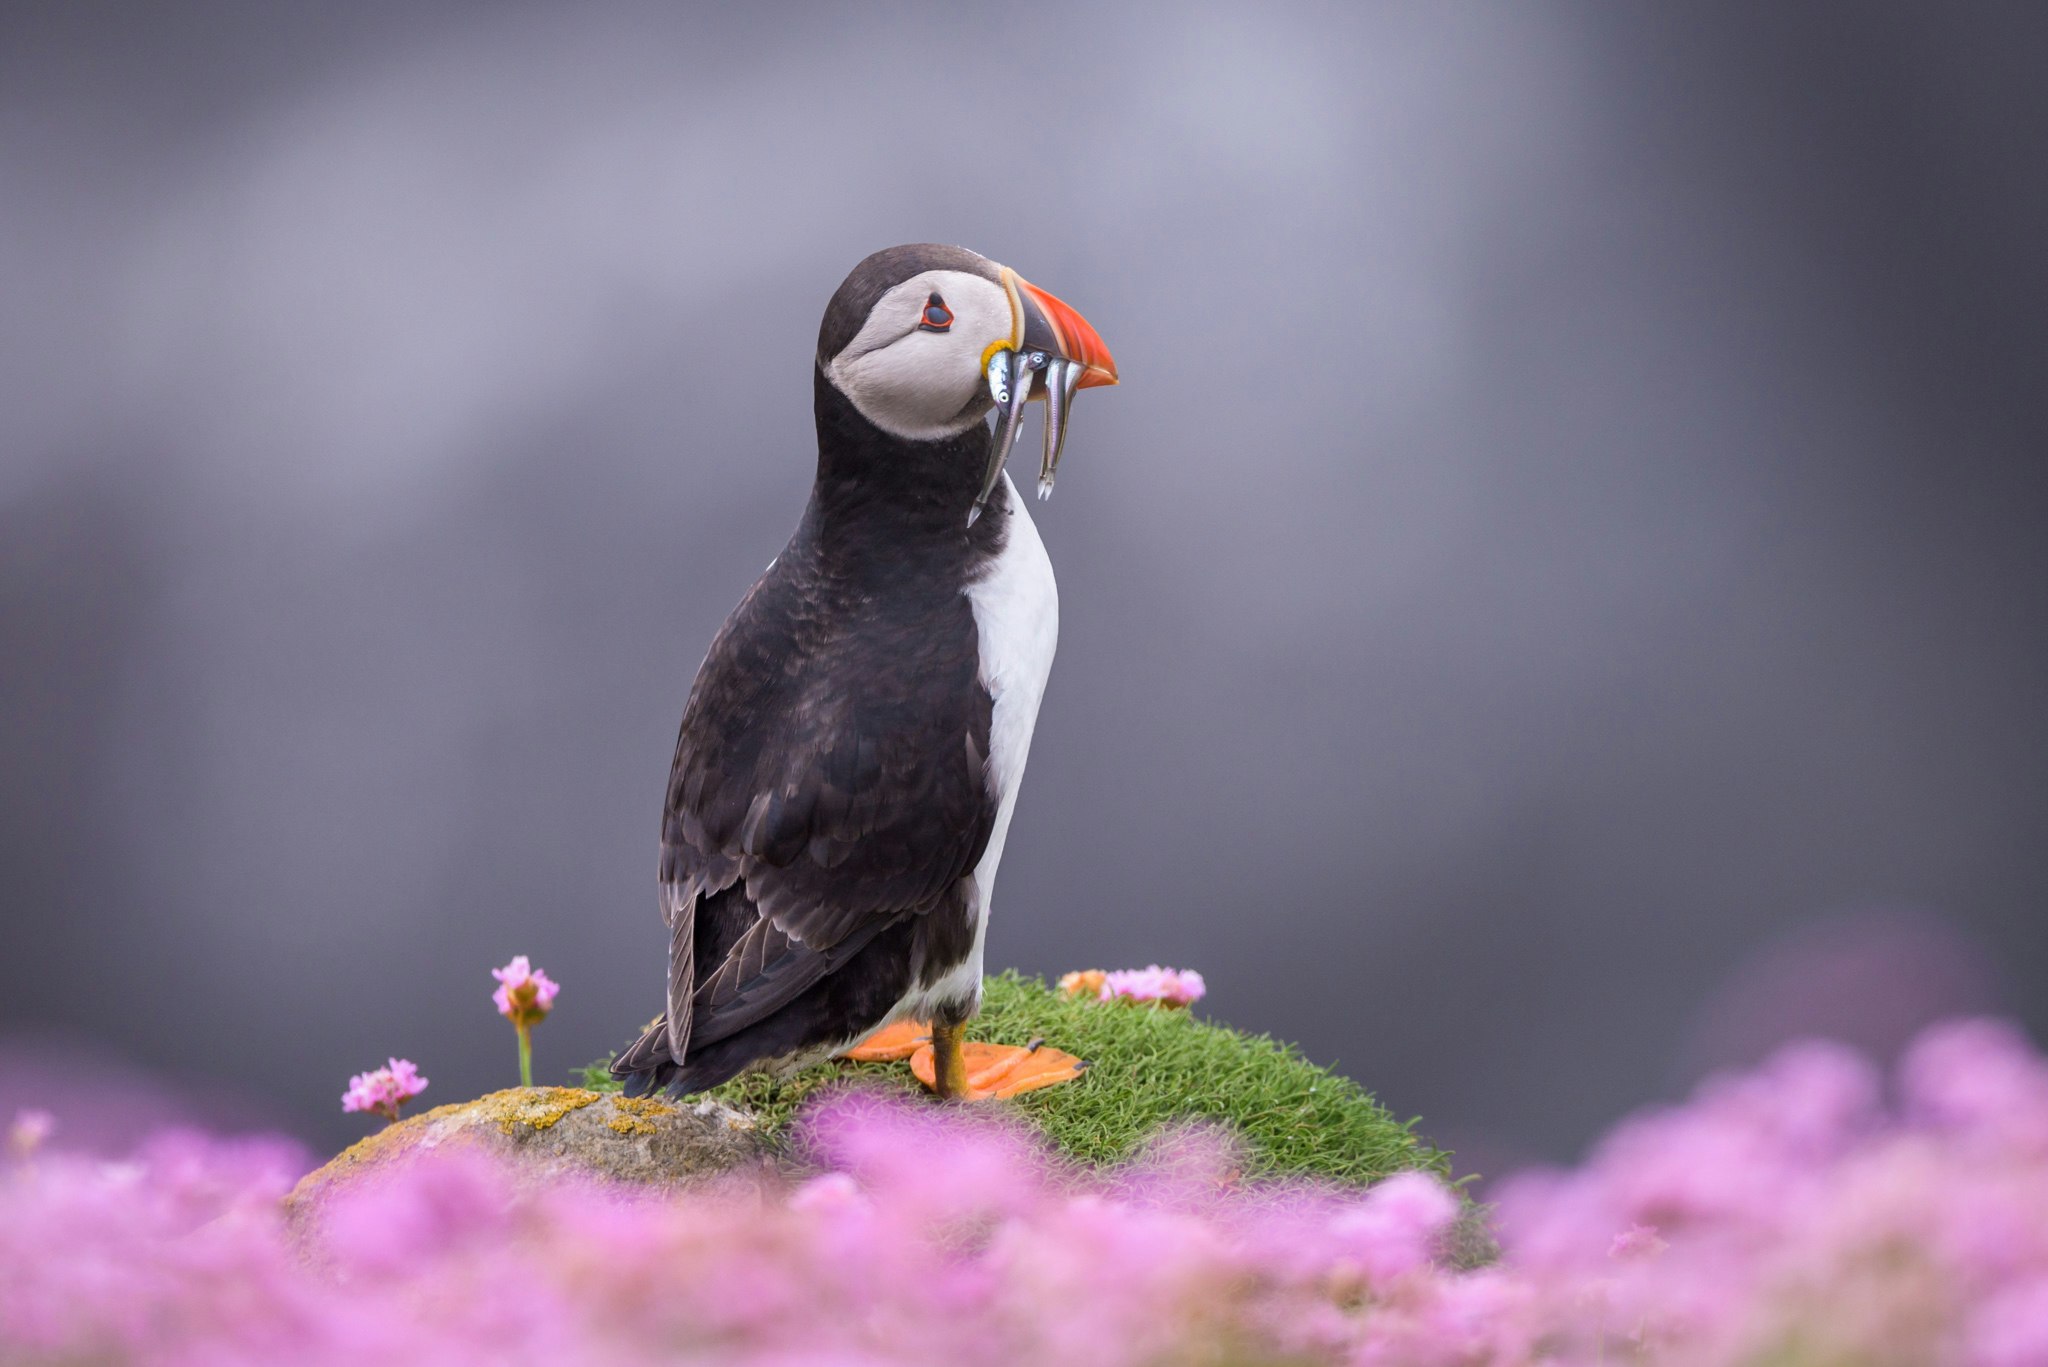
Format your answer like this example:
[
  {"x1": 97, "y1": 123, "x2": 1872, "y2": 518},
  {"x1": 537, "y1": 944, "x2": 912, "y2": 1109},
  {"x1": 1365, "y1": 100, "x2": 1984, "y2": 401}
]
[{"x1": 900, "y1": 474, "x2": 1058, "y2": 1019}]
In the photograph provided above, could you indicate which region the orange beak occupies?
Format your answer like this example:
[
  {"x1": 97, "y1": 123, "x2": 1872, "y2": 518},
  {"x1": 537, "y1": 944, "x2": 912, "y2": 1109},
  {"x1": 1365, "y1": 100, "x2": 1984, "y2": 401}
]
[{"x1": 1015, "y1": 277, "x2": 1119, "y2": 389}]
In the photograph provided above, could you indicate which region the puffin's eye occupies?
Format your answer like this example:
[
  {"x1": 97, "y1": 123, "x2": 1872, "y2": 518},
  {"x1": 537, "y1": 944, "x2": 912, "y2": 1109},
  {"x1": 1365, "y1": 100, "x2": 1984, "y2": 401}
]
[{"x1": 918, "y1": 293, "x2": 953, "y2": 332}]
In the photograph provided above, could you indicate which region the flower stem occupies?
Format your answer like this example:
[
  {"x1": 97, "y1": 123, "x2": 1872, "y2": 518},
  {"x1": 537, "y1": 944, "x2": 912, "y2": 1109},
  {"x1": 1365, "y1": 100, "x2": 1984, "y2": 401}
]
[{"x1": 517, "y1": 1022, "x2": 533, "y2": 1089}]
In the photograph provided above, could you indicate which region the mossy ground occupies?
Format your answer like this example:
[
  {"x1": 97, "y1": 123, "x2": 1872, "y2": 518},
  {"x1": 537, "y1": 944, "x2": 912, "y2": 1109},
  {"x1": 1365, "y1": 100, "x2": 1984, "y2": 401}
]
[{"x1": 580, "y1": 971, "x2": 1449, "y2": 1186}]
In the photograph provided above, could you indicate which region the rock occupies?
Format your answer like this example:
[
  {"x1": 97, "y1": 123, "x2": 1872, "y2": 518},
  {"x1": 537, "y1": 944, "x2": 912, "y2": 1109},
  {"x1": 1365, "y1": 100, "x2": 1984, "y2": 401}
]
[{"x1": 288, "y1": 1087, "x2": 766, "y2": 1216}]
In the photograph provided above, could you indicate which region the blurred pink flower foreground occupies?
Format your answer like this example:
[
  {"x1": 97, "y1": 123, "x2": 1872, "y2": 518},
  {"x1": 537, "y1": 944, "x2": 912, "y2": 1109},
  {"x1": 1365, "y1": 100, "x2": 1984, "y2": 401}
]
[
  {"x1": 14, "y1": 1016, "x2": 2048, "y2": 1365},
  {"x1": 339, "y1": 1058, "x2": 427, "y2": 1124},
  {"x1": 8, "y1": 1109, "x2": 54, "y2": 1159}
]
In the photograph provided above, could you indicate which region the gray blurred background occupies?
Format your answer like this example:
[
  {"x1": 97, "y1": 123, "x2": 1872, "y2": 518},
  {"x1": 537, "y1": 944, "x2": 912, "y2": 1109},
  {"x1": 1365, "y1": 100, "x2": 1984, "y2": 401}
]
[{"x1": 4, "y1": 1, "x2": 2045, "y2": 1172}]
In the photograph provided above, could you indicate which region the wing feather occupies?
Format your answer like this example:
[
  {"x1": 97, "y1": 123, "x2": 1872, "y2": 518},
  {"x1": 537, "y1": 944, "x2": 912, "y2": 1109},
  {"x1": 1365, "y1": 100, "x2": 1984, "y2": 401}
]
[
  {"x1": 651, "y1": 525, "x2": 997, "y2": 1070},
  {"x1": 662, "y1": 880, "x2": 694, "y2": 1066}
]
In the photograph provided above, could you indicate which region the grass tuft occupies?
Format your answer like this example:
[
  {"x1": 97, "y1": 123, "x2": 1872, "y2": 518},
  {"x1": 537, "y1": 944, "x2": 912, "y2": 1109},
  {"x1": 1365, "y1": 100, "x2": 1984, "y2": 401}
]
[{"x1": 581, "y1": 972, "x2": 1447, "y2": 1186}]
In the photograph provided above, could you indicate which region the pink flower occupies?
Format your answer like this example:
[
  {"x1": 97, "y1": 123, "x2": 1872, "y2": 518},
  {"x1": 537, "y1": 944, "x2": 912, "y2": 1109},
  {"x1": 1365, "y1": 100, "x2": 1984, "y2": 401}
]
[
  {"x1": 1970, "y1": 1276, "x2": 2048, "y2": 1367},
  {"x1": 8, "y1": 1110, "x2": 53, "y2": 1159},
  {"x1": 1609, "y1": 1223, "x2": 1668, "y2": 1260},
  {"x1": 1098, "y1": 965, "x2": 1207, "y2": 1008},
  {"x1": 341, "y1": 1058, "x2": 428, "y2": 1124},
  {"x1": 1328, "y1": 1169, "x2": 1461, "y2": 1287},
  {"x1": 1902, "y1": 1019, "x2": 2048, "y2": 1154},
  {"x1": 491, "y1": 955, "x2": 561, "y2": 1027}
]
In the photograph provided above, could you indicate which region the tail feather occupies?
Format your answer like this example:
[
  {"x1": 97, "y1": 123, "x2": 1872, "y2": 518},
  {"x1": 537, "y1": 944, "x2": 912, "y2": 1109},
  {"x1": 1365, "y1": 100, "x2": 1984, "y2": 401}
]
[
  {"x1": 611, "y1": 1012, "x2": 802, "y2": 1099},
  {"x1": 608, "y1": 1015, "x2": 750, "y2": 1098},
  {"x1": 609, "y1": 1017, "x2": 677, "y2": 1095}
]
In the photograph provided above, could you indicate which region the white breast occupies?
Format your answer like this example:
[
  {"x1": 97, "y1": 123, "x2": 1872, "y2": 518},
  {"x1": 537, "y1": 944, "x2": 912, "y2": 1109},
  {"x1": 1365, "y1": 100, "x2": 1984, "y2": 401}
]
[
  {"x1": 969, "y1": 475, "x2": 1060, "y2": 835},
  {"x1": 898, "y1": 474, "x2": 1058, "y2": 1022}
]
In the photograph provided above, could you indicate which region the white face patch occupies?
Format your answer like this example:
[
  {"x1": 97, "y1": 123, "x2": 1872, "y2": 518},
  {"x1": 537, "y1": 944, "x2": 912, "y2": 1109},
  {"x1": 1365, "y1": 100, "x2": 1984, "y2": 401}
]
[{"x1": 824, "y1": 269, "x2": 1014, "y2": 441}]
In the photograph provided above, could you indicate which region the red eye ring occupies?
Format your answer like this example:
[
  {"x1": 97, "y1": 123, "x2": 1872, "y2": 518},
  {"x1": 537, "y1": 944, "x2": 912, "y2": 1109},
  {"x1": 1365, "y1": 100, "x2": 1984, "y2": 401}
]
[{"x1": 918, "y1": 292, "x2": 953, "y2": 332}]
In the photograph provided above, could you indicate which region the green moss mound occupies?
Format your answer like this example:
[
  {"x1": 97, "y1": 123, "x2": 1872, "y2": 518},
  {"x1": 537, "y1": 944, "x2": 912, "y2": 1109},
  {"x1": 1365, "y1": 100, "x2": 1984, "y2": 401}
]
[{"x1": 582, "y1": 971, "x2": 1447, "y2": 1186}]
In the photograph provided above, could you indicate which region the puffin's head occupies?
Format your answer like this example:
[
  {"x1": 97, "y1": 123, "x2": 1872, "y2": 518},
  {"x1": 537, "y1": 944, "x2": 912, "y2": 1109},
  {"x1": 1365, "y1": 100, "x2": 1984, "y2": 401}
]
[{"x1": 817, "y1": 243, "x2": 1117, "y2": 517}]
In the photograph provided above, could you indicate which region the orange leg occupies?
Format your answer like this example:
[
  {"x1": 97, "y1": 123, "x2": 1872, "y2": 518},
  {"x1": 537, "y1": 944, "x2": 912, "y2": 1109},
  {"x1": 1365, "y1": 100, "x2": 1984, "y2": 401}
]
[{"x1": 928, "y1": 1021, "x2": 972, "y2": 1099}]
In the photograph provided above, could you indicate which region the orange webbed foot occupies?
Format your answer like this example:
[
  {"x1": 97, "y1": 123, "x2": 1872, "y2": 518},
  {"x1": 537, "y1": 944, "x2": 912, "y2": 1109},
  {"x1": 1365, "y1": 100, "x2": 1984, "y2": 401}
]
[
  {"x1": 909, "y1": 1038, "x2": 1087, "y2": 1100},
  {"x1": 840, "y1": 1019, "x2": 931, "y2": 1062}
]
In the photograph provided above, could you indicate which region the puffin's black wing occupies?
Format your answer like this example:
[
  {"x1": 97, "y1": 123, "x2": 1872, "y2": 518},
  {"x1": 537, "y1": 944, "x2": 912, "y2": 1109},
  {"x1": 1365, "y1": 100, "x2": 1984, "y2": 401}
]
[{"x1": 613, "y1": 518, "x2": 997, "y2": 1089}]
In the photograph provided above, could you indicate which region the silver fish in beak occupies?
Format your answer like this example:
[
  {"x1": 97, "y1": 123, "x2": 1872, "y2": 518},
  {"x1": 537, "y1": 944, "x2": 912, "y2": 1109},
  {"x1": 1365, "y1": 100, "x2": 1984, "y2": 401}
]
[{"x1": 967, "y1": 271, "x2": 1117, "y2": 526}]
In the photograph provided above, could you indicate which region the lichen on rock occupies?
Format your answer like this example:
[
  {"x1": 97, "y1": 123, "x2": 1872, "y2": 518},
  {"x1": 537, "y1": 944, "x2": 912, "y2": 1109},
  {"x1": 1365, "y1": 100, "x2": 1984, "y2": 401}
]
[{"x1": 288, "y1": 1087, "x2": 764, "y2": 1220}]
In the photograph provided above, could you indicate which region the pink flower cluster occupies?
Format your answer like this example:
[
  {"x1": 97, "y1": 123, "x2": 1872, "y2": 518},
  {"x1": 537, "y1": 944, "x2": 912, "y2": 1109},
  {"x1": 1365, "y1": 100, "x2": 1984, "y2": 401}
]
[
  {"x1": 9, "y1": 1017, "x2": 2048, "y2": 1365},
  {"x1": 1490, "y1": 1019, "x2": 2048, "y2": 1365},
  {"x1": 1100, "y1": 964, "x2": 1207, "y2": 1007},
  {"x1": 1059, "y1": 965, "x2": 1208, "y2": 1007},
  {"x1": 339, "y1": 1059, "x2": 427, "y2": 1124},
  {"x1": 490, "y1": 955, "x2": 560, "y2": 1026}
]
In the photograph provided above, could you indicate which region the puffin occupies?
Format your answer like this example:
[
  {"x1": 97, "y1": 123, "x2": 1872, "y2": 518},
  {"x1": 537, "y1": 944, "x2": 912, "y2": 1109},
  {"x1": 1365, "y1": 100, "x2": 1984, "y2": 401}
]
[{"x1": 610, "y1": 243, "x2": 1117, "y2": 1101}]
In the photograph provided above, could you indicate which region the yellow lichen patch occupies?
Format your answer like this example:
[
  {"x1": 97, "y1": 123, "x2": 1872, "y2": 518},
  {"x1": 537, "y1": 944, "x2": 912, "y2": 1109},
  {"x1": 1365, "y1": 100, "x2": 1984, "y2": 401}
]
[
  {"x1": 467, "y1": 1086, "x2": 602, "y2": 1135},
  {"x1": 293, "y1": 1129, "x2": 389, "y2": 1199},
  {"x1": 602, "y1": 1096, "x2": 670, "y2": 1137}
]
